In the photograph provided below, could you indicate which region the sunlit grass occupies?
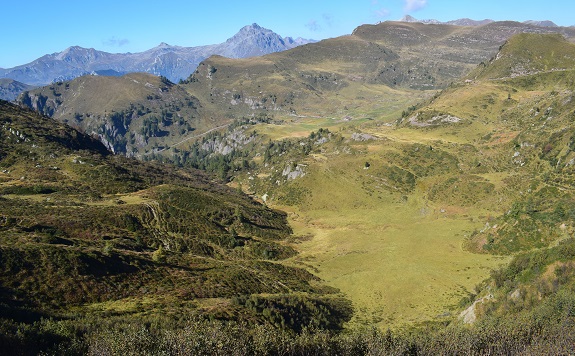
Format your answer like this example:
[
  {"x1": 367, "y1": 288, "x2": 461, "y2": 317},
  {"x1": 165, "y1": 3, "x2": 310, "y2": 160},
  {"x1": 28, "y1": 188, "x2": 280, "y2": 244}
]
[{"x1": 269, "y1": 150, "x2": 509, "y2": 328}]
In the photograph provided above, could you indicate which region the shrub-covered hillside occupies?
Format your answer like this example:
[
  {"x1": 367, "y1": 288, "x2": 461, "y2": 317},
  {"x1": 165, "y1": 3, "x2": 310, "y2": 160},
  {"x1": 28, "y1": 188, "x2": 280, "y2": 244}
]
[{"x1": 0, "y1": 101, "x2": 352, "y2": 354}]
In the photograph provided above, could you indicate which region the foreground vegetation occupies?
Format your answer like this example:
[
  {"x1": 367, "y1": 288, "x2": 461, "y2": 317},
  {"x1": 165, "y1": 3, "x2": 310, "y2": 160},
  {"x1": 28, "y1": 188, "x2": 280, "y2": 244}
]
[{"x1": 3, "y1": 254, "x2": 575, "y2": 355}]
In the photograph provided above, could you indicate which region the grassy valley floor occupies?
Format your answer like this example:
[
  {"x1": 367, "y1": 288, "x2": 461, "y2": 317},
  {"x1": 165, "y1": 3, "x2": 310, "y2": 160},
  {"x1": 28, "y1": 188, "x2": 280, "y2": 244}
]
[{"x1": 281, "y1": 194, "x2": 507, "y2": 328}]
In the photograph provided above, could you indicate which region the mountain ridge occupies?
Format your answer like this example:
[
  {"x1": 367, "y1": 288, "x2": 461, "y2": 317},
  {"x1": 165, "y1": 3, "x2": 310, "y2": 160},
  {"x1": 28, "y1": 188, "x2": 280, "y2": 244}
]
[
  {"x1": 0, "y1": 23, "x2": 315, "y2": 88},
  {"x1": 399, "y1": 15, "x2": 559, "y2": 28}
]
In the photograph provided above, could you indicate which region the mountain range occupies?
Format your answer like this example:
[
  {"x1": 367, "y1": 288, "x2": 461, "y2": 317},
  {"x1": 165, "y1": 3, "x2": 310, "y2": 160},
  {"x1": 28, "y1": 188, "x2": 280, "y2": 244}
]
[
  {"x1": 16, "y1": 20, "x2": 575, "y2": 159},
  {"x1": 0, "y1": 23, "x2": 314, "y2": 89}
]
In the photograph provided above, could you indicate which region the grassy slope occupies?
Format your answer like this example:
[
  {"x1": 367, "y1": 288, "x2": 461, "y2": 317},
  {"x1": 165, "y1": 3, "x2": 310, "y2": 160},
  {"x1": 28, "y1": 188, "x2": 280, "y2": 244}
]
[{"x1": 226, "y1": 124, "x2": 505, "y2": 327}]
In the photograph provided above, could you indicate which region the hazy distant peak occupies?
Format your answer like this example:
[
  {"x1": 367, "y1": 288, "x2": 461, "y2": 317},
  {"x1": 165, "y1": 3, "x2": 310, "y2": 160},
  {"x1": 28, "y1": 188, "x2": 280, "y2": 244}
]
[
  {"x1": 235, "y1": 23, "x2": 268, "y2": 35},
  {"x1": 399, "y1": 15, "x2": 441, "y2": 24},
  {"x1": 286, "y1": 37, "x2": 315, "y2": 46},
  {"x1": 447, "y1": 18, "x2": 494, "y2": 26},
  {"x1": 523, "y1": 20, "x2": 558, "y2": 27},
  {"x1": 400, "y1": 15, "x2": 417, "y2": 22},
  {"x1": 53, "y1": 46, "x2": 103, "y2": 62},
  {"x1": 56, "y1": 46, "x2": 88, "y2": 57},
  {"x1": 247, "y1": 23, "x2": 262, "y2": 30}
]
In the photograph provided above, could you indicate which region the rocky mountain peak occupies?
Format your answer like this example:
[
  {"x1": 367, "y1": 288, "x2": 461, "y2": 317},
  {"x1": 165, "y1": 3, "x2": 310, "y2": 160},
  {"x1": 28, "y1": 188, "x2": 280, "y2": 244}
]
[
  {"x1": 399, "y1": 16, "x2": 558, "y2": 28},
  {"x1": 227, "y1": 23, "x2": 277, "y2": 43},
  {"x1": 400, "y1": 15, "x2": 417, "y2": 22},
  {"x1": 55, "y1": 46, "x2": 87, "y2": 59},
  {"x1": 246, "y1": 23, "x2": 262, "y2": 30}
]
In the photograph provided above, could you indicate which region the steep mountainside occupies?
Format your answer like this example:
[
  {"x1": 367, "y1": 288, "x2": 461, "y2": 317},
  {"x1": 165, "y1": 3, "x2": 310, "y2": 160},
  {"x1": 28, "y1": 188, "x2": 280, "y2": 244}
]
[
  {"x1": 387, "y1": 34, "x2": 575, "y2": 349},
  {"x1": 0, "y1": 24, "x2": 314, "y2": 87},
  {"x1": 400, "y1": 33, "x2": 575, "y2": 255}
]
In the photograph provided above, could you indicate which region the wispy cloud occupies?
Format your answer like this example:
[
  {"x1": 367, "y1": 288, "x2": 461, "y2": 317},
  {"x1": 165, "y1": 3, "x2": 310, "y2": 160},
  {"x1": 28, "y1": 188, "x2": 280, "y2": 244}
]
[
  {"x1": 370, "y1": 0, "x2": 390, "y2": 19},
  {"x1": 103, "y1": 37, "x2": 130, "y2": 47},
  {"x1": 404, "y1": 0, "x2": 428, "y2": 12},
  {"x1": 322, "y1": 13, "x2": 334, "y2": 27},
  {"x1": 306, "y1": 13, "x2": 334, "y2": 32},
  {"x1": 306, "y1": 19, "x2": 321, "y2": 32}
]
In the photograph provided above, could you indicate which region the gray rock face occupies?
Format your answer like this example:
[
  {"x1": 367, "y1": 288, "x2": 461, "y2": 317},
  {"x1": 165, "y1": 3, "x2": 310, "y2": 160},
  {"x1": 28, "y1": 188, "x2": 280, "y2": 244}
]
[
  {"x1": 0, "y1": 24, "x2": 315, "y2": 87},
  {"x1": 217, "y1": 23, "x2": 305, "y2": 58}
]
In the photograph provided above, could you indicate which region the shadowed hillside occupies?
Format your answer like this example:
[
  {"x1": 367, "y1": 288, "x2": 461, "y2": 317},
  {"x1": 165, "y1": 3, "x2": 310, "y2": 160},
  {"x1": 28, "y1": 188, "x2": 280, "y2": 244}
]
[{"x1": 17, "y1": 73, "x2": 203, "y2": 156}]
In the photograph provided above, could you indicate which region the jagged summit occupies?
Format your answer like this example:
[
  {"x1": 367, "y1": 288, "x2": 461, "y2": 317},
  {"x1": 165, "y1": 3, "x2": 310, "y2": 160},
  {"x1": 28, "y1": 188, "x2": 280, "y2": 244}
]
[
  {"x1": 226, "y1": 23, "x2": 280, "y2": 43},
  {"x1": 400, "y1": 15, "x2": 416, "y2": 22},
  {"x1": 240, "y1": 22, "x2": 264, "y2": 32},
  {"x1": 222, "y1": 23, "x2": 292, "y2": 57}
]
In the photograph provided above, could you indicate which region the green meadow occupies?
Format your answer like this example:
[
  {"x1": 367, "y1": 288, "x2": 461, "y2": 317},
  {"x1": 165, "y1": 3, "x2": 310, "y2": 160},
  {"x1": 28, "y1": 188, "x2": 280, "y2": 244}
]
[{"x1": 278, "y1": 164, "x2": 508, "y2": 328}]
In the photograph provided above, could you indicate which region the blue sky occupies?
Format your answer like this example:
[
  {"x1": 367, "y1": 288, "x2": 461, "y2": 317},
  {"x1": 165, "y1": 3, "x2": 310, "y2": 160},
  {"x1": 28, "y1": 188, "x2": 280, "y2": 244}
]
[{"x1": 1, "y1": 0, "x2": 574, "y2": 68}]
